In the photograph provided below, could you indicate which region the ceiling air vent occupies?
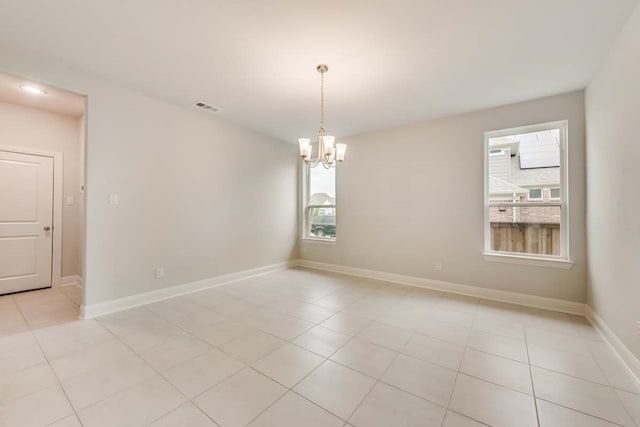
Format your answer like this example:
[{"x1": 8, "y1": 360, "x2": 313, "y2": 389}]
[{"x1": 193, "y1": 101, "x2": 221, "y2": 113}]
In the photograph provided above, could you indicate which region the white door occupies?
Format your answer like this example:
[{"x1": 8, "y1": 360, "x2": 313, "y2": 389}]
[{"x1": 0, "y1": 150, "x2": 54, "y2": 294}]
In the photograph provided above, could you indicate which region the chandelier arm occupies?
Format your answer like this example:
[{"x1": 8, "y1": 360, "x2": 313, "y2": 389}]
[
  {"x1": 306, "y1": 153, "x2": 321, "y2": 168},
  {"x1": 305, "y1": 131, "x2": 324, "y2": 168}
]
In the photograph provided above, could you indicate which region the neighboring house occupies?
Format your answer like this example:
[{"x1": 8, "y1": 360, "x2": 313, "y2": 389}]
[
  {"x1": 309, "y1": 192, "x2": 335, "y2": 216},
  {"x1": 488, "y1": 131, "x2": 560, "y2": 223}
]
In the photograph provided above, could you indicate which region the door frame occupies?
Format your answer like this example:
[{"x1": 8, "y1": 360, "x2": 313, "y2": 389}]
[{"x1": 0, "y1": 144, "x2": 63, "y2": 287}]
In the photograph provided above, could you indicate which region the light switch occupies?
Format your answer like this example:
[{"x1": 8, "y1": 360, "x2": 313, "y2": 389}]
[
  {"x1": 109, "y1": 193, "x2": 119, "y2": 205},
  {"x1": 66, "y1": 196, "x2": 75, "y2": 206}
]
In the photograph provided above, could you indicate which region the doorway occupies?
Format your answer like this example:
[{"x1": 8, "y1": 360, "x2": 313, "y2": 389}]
[{"x1": 0, "y1": 72, "x2": 86, "y2": 329}]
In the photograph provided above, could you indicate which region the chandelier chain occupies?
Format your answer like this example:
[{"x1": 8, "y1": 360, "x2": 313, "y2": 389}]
[{"x1": 320, "y1": 69, "x2": 324, "y2": 132}]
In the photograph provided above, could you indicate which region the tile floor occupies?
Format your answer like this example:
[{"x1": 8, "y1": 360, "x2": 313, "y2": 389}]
[{"x1": 0, "y1": 269, "x2": 639, "y2": 427}]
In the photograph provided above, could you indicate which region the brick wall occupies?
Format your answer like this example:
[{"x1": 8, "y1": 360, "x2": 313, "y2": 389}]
[{"x1": 489, "y1": 188, "x2": 560, "y2": 223}]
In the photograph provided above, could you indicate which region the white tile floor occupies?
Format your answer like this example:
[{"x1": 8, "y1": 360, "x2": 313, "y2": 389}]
[{"x1": 1, "y1": 269, "x2": 639, "y2": 427}]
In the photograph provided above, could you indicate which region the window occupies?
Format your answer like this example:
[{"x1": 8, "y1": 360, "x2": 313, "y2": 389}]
[
  {"x1": 528, "y1": 188, "x2": 542, "y2": 200},
  {"x1": 303, "y1": 164, "x2": 336, "y2": 239},
  {"x1": 484, "y1": 121, "x2": 569, "y2": 264}
]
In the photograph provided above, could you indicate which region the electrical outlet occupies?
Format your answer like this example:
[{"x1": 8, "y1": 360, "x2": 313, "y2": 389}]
[
  {"x1": 155, "y1": 267, "x2": 164, "y2": 279},
  {"x1": 435, "y1": 262, "x2": 443, "y2": 271}
]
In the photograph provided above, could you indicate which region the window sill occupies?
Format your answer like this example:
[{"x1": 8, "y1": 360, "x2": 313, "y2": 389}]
[
  {"x1": 482, "y1": 252, "x2": 574, "y2": 269},
  {"x1": 301, "y1": 237, "x2": 336, "y2": 245}
]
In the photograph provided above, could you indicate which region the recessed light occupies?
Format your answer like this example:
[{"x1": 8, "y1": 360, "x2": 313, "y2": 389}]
[{"x1": 20, "y1": 85, "x2": 47, "y2": 95}]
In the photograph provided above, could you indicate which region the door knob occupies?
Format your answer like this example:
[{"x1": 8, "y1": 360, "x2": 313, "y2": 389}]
[{"x1": 43, "y1": 226, "x2": 51, "y2": 231}]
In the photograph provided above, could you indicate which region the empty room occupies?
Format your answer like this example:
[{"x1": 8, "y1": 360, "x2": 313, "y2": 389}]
[{"x1": 0, "y1": 1, "x2": 639, "y2": 426}]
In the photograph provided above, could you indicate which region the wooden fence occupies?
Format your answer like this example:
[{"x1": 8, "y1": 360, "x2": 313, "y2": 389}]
[{"x1": 490, "y1": 222, "x2": 560, "y2": 255}]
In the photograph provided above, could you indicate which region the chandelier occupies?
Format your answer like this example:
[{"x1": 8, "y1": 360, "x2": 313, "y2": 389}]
[{"x1": 298, "y1": 64, "x2": 347, "y2": 168}]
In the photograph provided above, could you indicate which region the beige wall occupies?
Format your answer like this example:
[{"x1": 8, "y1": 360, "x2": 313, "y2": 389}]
[
  {"x1": 302, "y1": 91, "x2": 587, "y2": 303},
  {"x1": 0, "y1": 55, "x2": 299, "y2": 306},
  {"x1": 586, "y1": 4, "x2": 640, "y2": 359},
  {"x1": 0, "y1": 100, "x2": 83, "y2": 278},
  {"x1": 0, "y1": 53, "x2": 589, "y2": 309}
]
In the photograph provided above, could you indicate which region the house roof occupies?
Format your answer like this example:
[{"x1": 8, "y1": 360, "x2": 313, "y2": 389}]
[
  {"x1": 309, "y1": 192, "x2": 335, "y2": 205},
  {"x1": 510, "y1": 156, "x2": 560, "y2": 187},
  {"x1": 518, "y1": 132, "x2": 560, "y2": 169},
  {"x1": 489, "y1": 176, "x2": 528, "y2": 195}
]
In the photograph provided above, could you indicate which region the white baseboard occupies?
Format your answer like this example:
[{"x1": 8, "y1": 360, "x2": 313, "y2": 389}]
[
  {"x1": 80, "y1": 261, "x2": 296, "y2": 319},
  {"x1": 54, "y1": 275, "x2": 83, "y2": 288},
  {"x1": 298, "y1": 259, "x2": 586, "y2": 315},
  {"x1": 585, "y1": 306, "x2": 640, "y2": 384}
]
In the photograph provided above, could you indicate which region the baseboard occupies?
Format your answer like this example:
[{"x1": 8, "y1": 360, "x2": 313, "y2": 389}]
[
  {"x1": 81, "y1": 260, "x2": 297, "y2": 319},
  {"x1": 54, "y1": 275, "x2": 83, "y2": 288},
  {"x1": 585, "y1": 306, "x2": 640, "y2": 384},
  {"x1": 297, "y1": 259, "x2": 586, "y2": 315}
]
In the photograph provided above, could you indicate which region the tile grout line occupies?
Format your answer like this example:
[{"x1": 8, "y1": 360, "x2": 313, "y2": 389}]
[
  {"x1": 127, "y1": 305, "x2": 229, "y2": 426},
  {"x1": 439, "y1": 305, "x2": 477, "y2": 427},
  {"x1": 90, "y1": 313, "x2": 212, "y2": 426},
  {"x1": 6, "y1": 290, "x2": 86, "y2": 425},
  {"x1": 23, "y1": 333, "x2": 82, "y2": 425},
  {"x1": 245, "y1": 286, "x2": 540, "y2": 425},
  {"x1": 534, "y1": 397, "x2": 629, "y2": 427},
  {"x1": 226, "y1": 281, "x2": 369, "y2": 427},
  {"x1": 240, "y1": 367, "x2": 322, "y2": 426},
  {"x1": 155, "y1": 288, "x2": 360, "y2": 424},
  {"x1": 342, "y1": 347, "x2": 406, "y2": 425},
  {"x1": 522, "y1": 315, "x2": 542, "y2": 427},
  {"x1": 584, "y1": 331, "x2": 640, "y2": 425},
  {"x1": 4, "y1": 294, "x2": 29, "y2": 333},
  {"x1": 143, "y1": 401, "x2": 220, "y2": 427},
  {"x1": 443, "y1": 409, "x2": 493, "y2": 426},
  {"x1": 237, "y1": 283, "x2": 385, "y2": 426}
]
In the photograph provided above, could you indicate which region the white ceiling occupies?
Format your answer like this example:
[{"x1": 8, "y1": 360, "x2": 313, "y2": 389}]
[
  {"x1": 0, "y1": 0, "x2": 636, "y2": 141},
  {"x1": 0, "y1": 72, "x2": 85, "y2": 117}
]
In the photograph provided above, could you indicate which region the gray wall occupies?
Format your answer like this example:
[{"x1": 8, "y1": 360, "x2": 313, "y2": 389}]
[
  {"x1": 0, "y1": 101, "x2": 83, "y2": 278},
  {"x1": 0, "y1": 54, "x2": 299, "y2": 306},
  {"x1": 586, "y1": 4, "x2": 640, "y2": 359},
  {"x1": 302, "y1": 91, "x2": 587, "y2": 303}
]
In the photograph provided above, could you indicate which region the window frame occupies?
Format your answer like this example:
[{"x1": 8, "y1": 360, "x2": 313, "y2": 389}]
[
  {"x1": 483, "y1": 120, "x2": 572, "y2": 269},
  {"x1": 301, "y1": 163, "x2": 337, "y2": 243}
]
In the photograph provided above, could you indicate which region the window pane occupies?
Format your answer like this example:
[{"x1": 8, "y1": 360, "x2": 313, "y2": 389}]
[
  {"x1": 308, "y1": 207, "x2": 336, "y2": 238},
  {"x1": 307, "y1": 165, "x2": 336, "y2": 239},
  {"x1": 488, "y1": 129, "x2": 560, "y2": 203},
  {"x1": 528, "y1": 188, "x2": 542, "y2": 199},
  {"x1": 489, "y1": 206, "x2": 561, "y2": 255},
  {"x1": 309, "y1": 165, "x2": 335, "y2": 204},
  {"x1": 550, "y1": 188, "x2": 560, "y2": 199}
]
